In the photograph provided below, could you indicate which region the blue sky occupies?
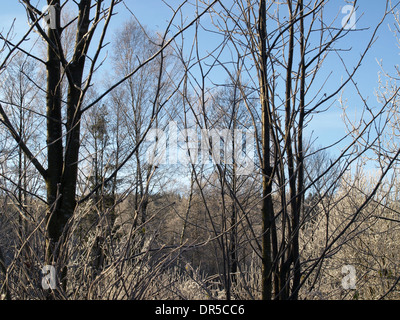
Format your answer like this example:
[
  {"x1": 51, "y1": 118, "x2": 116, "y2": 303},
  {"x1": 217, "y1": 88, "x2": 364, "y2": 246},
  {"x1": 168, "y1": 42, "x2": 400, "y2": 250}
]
[
  {"x1": 0, "y1": 1, "x2": 399, "y2": 161},
  {"x1": 303, "y1": 1, "x2": 400, "y2": 154}
]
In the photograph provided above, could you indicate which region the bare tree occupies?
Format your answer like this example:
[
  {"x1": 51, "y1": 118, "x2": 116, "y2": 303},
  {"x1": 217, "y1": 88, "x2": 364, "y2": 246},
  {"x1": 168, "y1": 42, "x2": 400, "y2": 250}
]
[
  {"x1": 0, "y1": 0, "x2": 220, "y2": 299},
  {"x1": 190, "y1": 0, "x2": 398, "y2": 300}
]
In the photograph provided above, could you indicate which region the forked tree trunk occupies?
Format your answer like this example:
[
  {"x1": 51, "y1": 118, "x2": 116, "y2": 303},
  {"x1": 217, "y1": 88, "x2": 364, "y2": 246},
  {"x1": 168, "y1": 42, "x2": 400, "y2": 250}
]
[{"x1": 44, "y1": 1, "x2": 92, "y2": 290}]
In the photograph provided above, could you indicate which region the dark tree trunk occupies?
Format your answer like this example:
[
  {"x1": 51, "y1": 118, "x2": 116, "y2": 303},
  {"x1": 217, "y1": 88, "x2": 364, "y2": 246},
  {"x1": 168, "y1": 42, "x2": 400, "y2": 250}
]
[
  {"x1": 44, "y1": 1, "x2": 93, "y2": 290},
  {"x1": 259, "y1": 0, "x2": 274, "y2": 301}
]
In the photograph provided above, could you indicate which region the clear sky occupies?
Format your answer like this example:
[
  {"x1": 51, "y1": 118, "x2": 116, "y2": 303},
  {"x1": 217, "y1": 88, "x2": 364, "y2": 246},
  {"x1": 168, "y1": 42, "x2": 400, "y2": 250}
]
[
  {"x1": 324, "y1": 1, "x2": 399, "y2": 157},
  {"x1": 0, "y1": 1, "x2": 399, "y2": 160}
]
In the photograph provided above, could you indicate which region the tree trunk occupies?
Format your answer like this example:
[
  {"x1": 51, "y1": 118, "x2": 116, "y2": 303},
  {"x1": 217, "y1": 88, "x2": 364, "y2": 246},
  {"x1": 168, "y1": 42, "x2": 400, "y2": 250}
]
[
  {"x1": 259, "y1": 0, "x2": 274, "y2": 301},
  {"x1": 44, "y1": 1, "x2": 92, "y2": 291},
  {"x1": 45, "y1": 0, "x2": 64, "y2": 266}
]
